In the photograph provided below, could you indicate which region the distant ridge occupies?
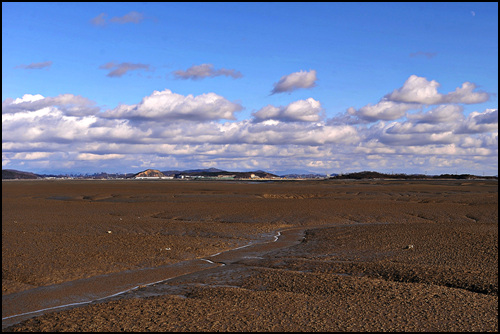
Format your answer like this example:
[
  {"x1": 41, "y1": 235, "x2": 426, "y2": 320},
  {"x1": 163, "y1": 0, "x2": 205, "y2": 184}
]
[
  {"x1": 2, "y1": 169, "x2": 40, "y2": 179},
  {"x1": 161, "y1": 168, "x2": 224, "y2": 176},
  {"x1": 183, "y1": 168, "x2": 225, "y2": 174},
  {"x1": 2, "y1": 168, "x2": 497, "y2": 180},
  {"x1": 161, "y1": 168, "x2": 278, "y2": 179},
  {"x1": 330, "y1": 171, "x2": 498, "y2": 180}
]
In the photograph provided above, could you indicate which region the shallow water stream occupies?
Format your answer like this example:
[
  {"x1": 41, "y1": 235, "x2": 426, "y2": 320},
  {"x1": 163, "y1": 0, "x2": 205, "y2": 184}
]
[{"x1": 2, "y1": 226, "x2": 309, "y2": 329}]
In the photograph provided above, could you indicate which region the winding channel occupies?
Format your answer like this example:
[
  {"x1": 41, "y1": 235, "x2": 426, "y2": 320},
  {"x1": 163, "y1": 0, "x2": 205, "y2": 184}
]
[{"x1": 2, "y1": 226, "x2": 307, "y2": 329}]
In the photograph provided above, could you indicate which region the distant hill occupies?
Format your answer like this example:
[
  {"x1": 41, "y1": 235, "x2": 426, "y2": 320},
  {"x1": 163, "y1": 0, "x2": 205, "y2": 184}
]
[
  {"x1": 281, "y1": 173, "x2": 330, "y2": 179},
  {"x1": 2, "y1": 169, "x2": 40, "y2": 179},
  {"x1": 331, "y1": 171, "x2": 412, "y2": 180},
  {"x1": 132, "y1": 169, "x2": 166, "y2": 178},
  {"x1": 166, "y1": 168, "x2": 278, "y2": 179},
  {"x1": 3, "y1": 168, "x2": 496, "y2": 180},
  {"x1": 330, "y1": 171, "x2": 498, "y2": 180},
  {"x1": 183, "y1": 168, "x2": 225, "y2": 174},
  {"x1": 161, "y1": 168, "x2": 224, "y2": 176}
]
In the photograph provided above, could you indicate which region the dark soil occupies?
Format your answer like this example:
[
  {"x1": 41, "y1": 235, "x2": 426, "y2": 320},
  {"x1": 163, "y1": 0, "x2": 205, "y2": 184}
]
[{"x1": 2, "y1": 179, "x2": 498, "y2": 331}]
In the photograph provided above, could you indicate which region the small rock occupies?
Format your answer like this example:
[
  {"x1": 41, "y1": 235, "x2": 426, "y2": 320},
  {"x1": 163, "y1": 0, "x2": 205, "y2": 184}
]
[{"x1": 403, "y1": 244, "x2": 414, "y2": 250}]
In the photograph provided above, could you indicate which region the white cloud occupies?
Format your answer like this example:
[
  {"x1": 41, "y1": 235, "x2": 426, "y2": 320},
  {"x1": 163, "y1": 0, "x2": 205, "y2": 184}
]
[
  {"x1": 385, "y1": 75, "x2": 490, "y2": 105},
  {"x1": 12, "y1": 152, "x2": 53, "y2": 160},
  {"x1": 271, "y1": 70, "x2": 317, "y2": 94},
  {"x1": 76, "y1": 153, "x2": 126, "y2": 160},
  {"x1": 442, "y1": 82, "x2": 490, "y2": 104},
  {"x1": 232, "y1": 120, "x2": 359, "y2": 146},
  {"x1": 385, "y1": 75, "x2": 443, "y2": 104},
  {"x1": 347, "y1": 100, "x2": 418, "y2": 122},
  {"x1": 406, "y1": 104, "x2": 464, "y2": 124},
  {"x1": 102, "y1": 89, "x2": 243, "y2": 121},
  {"x1": 173, "y1": 64, "x2": 243, "y2": 80},
  {"x1": 252, "y1": 98, "x2": 323, "y2": 122},
  {"x1": 13, "y1": 94, "x2": 44, "y2": 104},
  {"x1": 457, "y1": 108, "x2": 498, "y2": 134},
  {"x1": 87, "y1": 120, "x2": 153, "y2": 143},
  {"x1": 2, "y1": 75, "x2": 497, "y2": 176},
  {"x1": 2, "y1": 93, "x2": 99, "y2": 116}
]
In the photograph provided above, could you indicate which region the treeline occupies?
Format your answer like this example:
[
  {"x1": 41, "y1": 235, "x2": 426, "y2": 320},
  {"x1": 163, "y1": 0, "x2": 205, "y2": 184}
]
[{"x1": 330, "y1": 171, "x2": 497, "y2": 180}]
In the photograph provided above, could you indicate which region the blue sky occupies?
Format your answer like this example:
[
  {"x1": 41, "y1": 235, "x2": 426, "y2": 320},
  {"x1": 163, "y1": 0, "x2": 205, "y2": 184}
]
[{"x1": 2, "y1": 2, "x2": 498, "y2": 175}]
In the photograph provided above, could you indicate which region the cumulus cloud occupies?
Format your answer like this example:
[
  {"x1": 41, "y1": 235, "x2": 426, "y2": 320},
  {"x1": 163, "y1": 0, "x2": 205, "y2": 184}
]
[
  {"x1": 99, "y1": 62, "x2": 150, "y2": 77},
  {"x1": 347, "y1": 100, "x2": 418, "y2": 122},
  {"x1": 15, "y1": 61, "x2": 53, "y2": 70},
  {"x1": 3, "y1": 74, "x2": 497, "y2": 175},
  {"x1": 385, "y1": 75, "x2": 490, "y2": 105},
  {"x1": 271, "y1": 70, "x2": 317, "y2": 94},
  {"x1": 363, "y1": 107, "x2": 497, "y2": 147},
  {"x1": 406, "y1": 105, "x2": 464, "y2": 124},
  {"x1": 345, "y1": 75, "x2": 492, "y2": 124},
  {"x1": 252, "y1": 98, "x2": 323, "y2": 122},
  {"x1": 442, "y1": 82, "x2": 490, "y2": 104},
  {"x1": 2, "y1": 93, "x2": 99, "y2": 116},
  {"x1": 456, "y1": 108, "x2": 498, "y2": 134},
  {"x1": 2, "y1": 107, "x2": 95, "y2": 144},
  {"x1": 385, "y1": 75, "x2": 443, "y2": 105},
  {"x1": 101, "y1": 89, "x2": 243, "y2": 121},
  {"x1": 223, "y1": 120, "x2": 359, "y2": 146},
  {"x1": 173, "y1": 64, "x2": 243, "y2": 80}
]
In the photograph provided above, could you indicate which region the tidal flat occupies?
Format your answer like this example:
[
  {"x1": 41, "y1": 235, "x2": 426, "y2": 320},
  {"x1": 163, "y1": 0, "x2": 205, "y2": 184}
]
[{"x1": 2, "y1": 179, "x2": 498, "y2": 331}]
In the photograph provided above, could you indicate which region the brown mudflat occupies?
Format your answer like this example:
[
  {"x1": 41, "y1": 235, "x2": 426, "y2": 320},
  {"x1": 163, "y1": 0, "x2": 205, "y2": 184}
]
[{"x1": 2, "y1": 179, "x2": 498, "y2": 331}]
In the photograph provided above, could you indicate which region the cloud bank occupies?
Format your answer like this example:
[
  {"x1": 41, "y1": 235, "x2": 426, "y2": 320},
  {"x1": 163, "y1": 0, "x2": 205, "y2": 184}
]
[{"x1": 2, "y1": 75, "x2": 498, "y2": 175}]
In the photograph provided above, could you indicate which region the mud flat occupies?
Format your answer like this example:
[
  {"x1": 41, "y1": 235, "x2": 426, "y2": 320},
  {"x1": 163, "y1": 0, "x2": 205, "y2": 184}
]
[{"x1": 2, "y1": 179, "x2": 498, "y2": 331}]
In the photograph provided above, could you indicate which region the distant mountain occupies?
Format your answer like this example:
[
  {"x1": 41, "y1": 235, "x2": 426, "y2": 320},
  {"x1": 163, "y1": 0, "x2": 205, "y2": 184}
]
[{"x1": 2, "y1": 169, "x2": 40, "y2": 179}]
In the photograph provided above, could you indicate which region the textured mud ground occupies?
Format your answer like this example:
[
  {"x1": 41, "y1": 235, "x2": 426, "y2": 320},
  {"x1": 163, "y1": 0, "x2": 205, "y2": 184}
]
[{"x1": 2, "y1": 179, "x2": 498, "y2": 331}]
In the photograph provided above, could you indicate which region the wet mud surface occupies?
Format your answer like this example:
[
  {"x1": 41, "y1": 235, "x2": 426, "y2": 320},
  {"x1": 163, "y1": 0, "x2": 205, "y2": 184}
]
[{"x1": 2, "y1": 179, "x2": 498, "y2": 331}]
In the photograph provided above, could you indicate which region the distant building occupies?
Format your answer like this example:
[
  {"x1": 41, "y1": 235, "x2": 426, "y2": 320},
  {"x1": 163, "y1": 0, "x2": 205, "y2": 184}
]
[{"x1": 134, "y1": 176, "x2": 173, "y2": 180}]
